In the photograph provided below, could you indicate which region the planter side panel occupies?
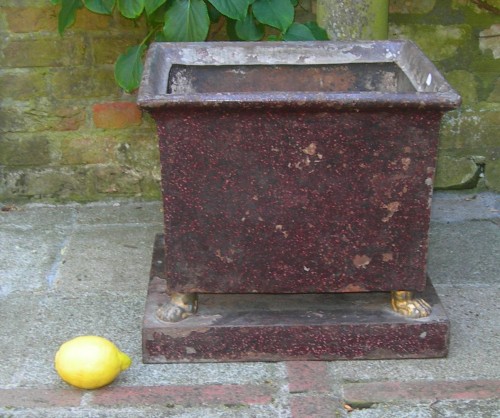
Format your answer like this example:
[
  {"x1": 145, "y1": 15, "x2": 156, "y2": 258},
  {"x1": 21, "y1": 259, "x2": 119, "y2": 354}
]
[{"x1": 153, "y1": 107, "x2": 441, "y2": 294}]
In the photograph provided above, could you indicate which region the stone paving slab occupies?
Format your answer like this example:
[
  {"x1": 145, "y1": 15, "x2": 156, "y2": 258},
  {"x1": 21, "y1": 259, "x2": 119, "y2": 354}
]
[
  {"x1": 327, "y1": 285, "x2": 500, "y2": 381},
  {"x1": 348, "y1": 400, "x2": 500, "y2": 418},
  {"x1": 74, "y1": 201, "x2": 162, "y2": 226},
  {"x1": 430, "y1": 192, "x2": 500, "y2": 222},
  {"x1": 0, "y1": 404, "x2": 289, "y2": 418},
  {"x1": 0, "y1": 192, "x2": 499, "y2": 417},
  {"x1": 428, "y1": 220, "x2": 500, "y2": 286},
  {"x1": 53, "y1": 224, "x2": 160, "y2": 295},
  {"x1": 0, "y1": 294, "x2": 43, "y2": 386},
  {"x1": 0, "y1": 225, "x2": 69, "y2": 295}
]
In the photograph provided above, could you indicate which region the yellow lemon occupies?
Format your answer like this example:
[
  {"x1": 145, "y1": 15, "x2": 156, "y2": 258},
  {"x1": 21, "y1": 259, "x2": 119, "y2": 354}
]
[{"x1": 54, "y1": 336, "x2": 131, "y2": 389}]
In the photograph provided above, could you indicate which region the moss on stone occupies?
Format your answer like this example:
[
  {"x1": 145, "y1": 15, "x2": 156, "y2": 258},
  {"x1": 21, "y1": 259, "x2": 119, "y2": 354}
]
[
  {"x1": 484, "y1": 155, "x2": 500, "y2": 190},
  {"x1": 487, "y1": 79, "x2": 500, "y2": 102},
  {"x1": 49, "y1": 67, "x2": 120, "y2": 100},
  {"x1": 0, "y1": 102, "x2": 86, "y2": 133},
  {"x1": 58, "y1": 135, "x2": 120, "y2": 166},
  {"x1": 2, "y1": 38, "x2": 87, "y2": 68},
  {"x1": 0, "y1": 135, "x2": 51, "y2": 166},
  {"x1": 445, "y1": 70, "x2": 479, "y2": 104},
  {"x1": 390, "y1": 0, "x2": 436, "y2": 15},
  {"x1": 439, "y1": 104, "x2": 500, "y2": 150},
  {"x1": 389, "y1": 23, "x2": 471, "y2": 61},
  {"x1": 317, "y1": 0, "x2": 389, "y2": 40},
  {"x1": 0, "y1": 69, "x2": 48, "y2": 100},
  {"x1": 434, "y1": 155, "x2": 481, "y2": 189}
]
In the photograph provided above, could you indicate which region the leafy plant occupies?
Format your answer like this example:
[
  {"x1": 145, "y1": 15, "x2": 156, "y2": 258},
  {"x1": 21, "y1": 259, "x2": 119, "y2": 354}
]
[{"x1": 52, "y1": 0, "x2": 328, "y2": 92}]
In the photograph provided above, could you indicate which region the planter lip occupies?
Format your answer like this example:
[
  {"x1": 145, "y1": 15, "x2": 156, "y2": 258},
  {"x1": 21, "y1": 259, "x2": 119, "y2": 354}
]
[
  {"x1": 138, "y1": 40, "x2": 461, "y2": 110},
  {"x1": 138, "y1": 92, "x2": 460, "y2": 111}
]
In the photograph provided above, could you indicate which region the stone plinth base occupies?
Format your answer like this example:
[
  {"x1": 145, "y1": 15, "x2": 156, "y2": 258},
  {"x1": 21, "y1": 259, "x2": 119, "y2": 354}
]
[{"x1": 143, "y1": 234, "x2": 449, "y2": 363}]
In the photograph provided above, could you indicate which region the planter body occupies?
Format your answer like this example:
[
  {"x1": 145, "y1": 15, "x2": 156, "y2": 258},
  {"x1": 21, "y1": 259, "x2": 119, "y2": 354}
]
[{"x1": 138, "y1": 41, "x2": 460, "y2": 295}]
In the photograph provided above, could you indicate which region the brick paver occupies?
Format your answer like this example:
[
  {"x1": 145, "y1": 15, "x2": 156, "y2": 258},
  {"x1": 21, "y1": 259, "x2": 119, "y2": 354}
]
[
  {"x1": 0, "y1": 388, "x2": 82, "y2": 408},
  {"x1": 90, "y1": 384, "x2": 274, "y2": 407},
  {"x1": 343, "y1": 379, "x2": 500, "y2": 403},
  {"x1": 287, "y1": 361, "x2": 331, "y2": 393},
  {"x1": 290, "y1": 395, "x2": 341, "y2": 418}
]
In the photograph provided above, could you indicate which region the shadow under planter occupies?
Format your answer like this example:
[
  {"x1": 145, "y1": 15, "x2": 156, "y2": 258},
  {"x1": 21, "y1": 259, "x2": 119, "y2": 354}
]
[{"x1": 138, "y1": 41, "x2": 460, "y2": 362}]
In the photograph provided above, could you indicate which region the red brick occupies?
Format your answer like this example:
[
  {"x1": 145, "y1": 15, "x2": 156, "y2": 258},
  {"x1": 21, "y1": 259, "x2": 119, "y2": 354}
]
[
  {"x1": 0, "y1": 388, "x2": 82, "y2": 408},
  {"x1": 287, "y1": 361, "x2": 331, "y2": 394},
  {"x1": 93, "y1": 102, "x2": 142, "y2": 129},
  {"x1": 90, "y1": 384, "x2": 274, "y2": 407},
  {"x1": 290, "y1": 395, "x2": 341, "y2": 418},
  {"x1": 343, "y1": 379, "x2": 500, "y2": 403}
]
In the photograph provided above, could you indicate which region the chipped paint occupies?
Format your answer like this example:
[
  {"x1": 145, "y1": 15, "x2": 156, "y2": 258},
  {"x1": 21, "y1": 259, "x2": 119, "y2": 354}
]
[
  {"x1": 302, "y1": 143, "x2": 317, "y2": 156},
  {"x1": 382, "y1": 252, "x2": 394, "y2": 262},
  {"x1": 353, "y1": 255, "x2": 372, "y2": 269},
  {"x1": 382, "y1": 201, "x2": 401, "y2": 222},
  {"x1": 215, "y1": 249, "x2": 234, "y2": 264},
  {"x1": 401, "y1": 157, "x2": 411, "y2": 171},
  {"x1": 339, "y1": 283, "x2": 368, "y2": 292}
]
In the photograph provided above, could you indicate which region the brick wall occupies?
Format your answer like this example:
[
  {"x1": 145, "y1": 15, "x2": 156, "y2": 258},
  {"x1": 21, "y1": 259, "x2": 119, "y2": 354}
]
[
  {"x1": 0, "y1": 0, "x2": 160, "y2": 202},
  {"x1": 0, "y1": 0, "x2": 499, "y2": 202},
  {"x1": 389, "y1": 0, "x2": 499, "y2": 191}
]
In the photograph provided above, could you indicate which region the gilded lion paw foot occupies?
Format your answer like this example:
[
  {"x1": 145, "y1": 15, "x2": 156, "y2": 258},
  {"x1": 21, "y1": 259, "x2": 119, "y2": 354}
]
[
  {"x1": 391, "y1": 290, "x2": 431, "y2": 318},
  {"x1": 156, "y1": 292, "x2": 198, "y2": 322}
]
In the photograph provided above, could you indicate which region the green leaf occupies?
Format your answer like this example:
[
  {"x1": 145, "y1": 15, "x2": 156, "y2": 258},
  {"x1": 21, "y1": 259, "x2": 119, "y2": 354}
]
[
  {"x1": 207, "y1": 3, "x2": 222, "y2": 22},
  {"x1": 283, "y1": 22, "x2": 315, "y2": 41},
  {"x1": 267, "y1": 34, "x2": 281, "y2": 41},
  {"x1": 225, "y1": 18, "x2": 241, "y2": 40},
  {"x1": 145, "y1": 2, "x2": 169, "y2": 23},
  {"x1": 163, "y1": 0, "x2": 210, "y2": 41},
  {"x1": 51, "y1": 0, "x2": 61, "y2": 5},
  {"x1": 207, "y1": 0, "x2": 249, "y2": 21},
  {"x1": 84, "y1": 0, "x2": 115, "y2": 14},
  {"x1": 58, "y1": 0, "x2": 83, "y2": 34},
  {"x1": 235, "y1": 13, "x2": 264, "y2": 40},
  {"x1": 304, "y1": 21, "x2": 329, "y2": 40},
  {"x1": 252, "y1": 0, "x2": 293, "y2": 32},
  {"x1": 155, "y1": 31, "x2": 168, "y2": 41},
  {"x1": 117, "y1": 0, "x2": 145, "y2": 18},
  {"x1": 114, "y1": 44, "x2": 146, "y2": 92},
  {"x1": 145, "y1": 0, "x2": 167, "y2": 15}
]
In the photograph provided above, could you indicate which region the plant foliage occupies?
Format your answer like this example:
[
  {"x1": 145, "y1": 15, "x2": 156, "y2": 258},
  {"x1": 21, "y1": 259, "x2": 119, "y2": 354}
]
[{"x1": 53, "y1": 0, "x2": 328, "y2": 92}]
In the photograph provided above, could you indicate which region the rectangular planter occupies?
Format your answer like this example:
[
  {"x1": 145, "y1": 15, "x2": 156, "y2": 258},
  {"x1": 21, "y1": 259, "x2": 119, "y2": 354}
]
[{"x1": 138, "y1": 41, "x2": 460, "y2": 295}]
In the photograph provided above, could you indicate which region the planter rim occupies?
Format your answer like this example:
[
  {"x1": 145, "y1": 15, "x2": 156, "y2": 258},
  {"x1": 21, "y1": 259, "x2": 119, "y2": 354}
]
[{"x1": 138, "y1": 40, "x2": 461, "y2": 110}]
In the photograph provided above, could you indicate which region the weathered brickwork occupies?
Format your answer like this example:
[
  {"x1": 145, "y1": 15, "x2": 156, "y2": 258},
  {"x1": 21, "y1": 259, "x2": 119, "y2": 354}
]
[
  {"x1": 0, "y1": 1, "x2": 498, "y2": 201},
  {"x1": 0, "y1": 3, "x2": 158, "y2": 202},
  {"x1": 389, "y1": 0, "x2": 500, "y2": 190}
]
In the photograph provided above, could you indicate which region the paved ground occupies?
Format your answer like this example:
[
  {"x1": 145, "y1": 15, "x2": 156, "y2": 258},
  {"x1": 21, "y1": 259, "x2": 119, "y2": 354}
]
[{"x1": 0, "y1": 192, "x2": 499, "y2": 417}]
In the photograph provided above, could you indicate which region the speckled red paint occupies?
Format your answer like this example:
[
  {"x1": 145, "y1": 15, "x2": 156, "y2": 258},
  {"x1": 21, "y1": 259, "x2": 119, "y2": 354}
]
[
  {"x1": 152, "y1": 107, "x2": 441, "y2": 293},
  {"x1": 139, "y1": 42, "x2": 460, "y2": 362}
]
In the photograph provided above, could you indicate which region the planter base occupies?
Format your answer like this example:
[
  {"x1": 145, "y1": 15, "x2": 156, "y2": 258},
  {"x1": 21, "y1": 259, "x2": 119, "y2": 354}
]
[{"x1": 143, "y1": 234, "x2": 449, "y2": 363}]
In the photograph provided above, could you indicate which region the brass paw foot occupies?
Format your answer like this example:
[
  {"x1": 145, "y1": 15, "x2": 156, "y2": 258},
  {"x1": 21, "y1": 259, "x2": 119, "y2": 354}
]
[
  {"x1": 157, "y1": 292, "x2": 198, "y2": 322},
  {"x1": 391, "y1": 290, "x2": 431, "y2": 318}
]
